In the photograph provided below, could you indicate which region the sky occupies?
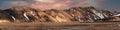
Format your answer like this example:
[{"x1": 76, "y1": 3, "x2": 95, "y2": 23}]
[{"x1": 0, "y1": 0, "x2": 119, "y2": 12}]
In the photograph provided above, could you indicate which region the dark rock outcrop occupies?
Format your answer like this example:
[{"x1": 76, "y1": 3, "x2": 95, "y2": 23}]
[
  {"x1": 0, "y1": 10, "x2": 13, "y2": 22},
  {"x1": 4, "y1": 6, "x2": 40, "y2": 22}
]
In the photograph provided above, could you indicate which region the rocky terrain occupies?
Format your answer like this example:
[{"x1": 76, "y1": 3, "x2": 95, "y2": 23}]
[{"x1": 0, "y1": 6, "x2": 119, "y2": 23}]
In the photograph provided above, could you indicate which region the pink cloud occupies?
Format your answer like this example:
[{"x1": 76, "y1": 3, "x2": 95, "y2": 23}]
[
  {"x1": 30, "y1": 0, "x2": 72, "y2": 10},
  {"x1": 0, "y1": 0, "x2": 106, "y2": 10}
]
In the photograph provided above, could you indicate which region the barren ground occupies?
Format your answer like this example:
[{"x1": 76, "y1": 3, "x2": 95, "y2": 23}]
[{"x1": 0, "y1": 22, "x2": 120, "y2": 30}]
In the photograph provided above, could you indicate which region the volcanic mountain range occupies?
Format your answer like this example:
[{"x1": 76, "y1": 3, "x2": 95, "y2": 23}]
[{"x1": 0, "y1": 6, "x2": 119, "y2": 22}]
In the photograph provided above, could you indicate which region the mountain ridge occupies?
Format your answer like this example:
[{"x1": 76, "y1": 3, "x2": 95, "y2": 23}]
[{"x1": 0, "y1": 6, "x2": 119, "y2": 22}]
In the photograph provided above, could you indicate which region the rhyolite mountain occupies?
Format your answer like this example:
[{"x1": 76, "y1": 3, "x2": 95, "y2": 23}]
[{"x1": 0, "y1": 6, "x2": 119, "y2": 22}]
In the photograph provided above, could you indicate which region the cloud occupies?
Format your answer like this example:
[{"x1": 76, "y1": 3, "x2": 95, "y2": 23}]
[
  {"x1": 0, "y1": 0, "x2": 105, "y2": 10},
  {"x1": 29, "y1": 0, "x2": 105, "y2": 10},
  {"x1": 10, "y1": 1, "x2": 28, "y2": 6},
  {"x1": 0, "y1": 1, "x2": 29, "y2": 9},
  {"x1": 34, "y1": 0, "x2": 56, "y2": 3}
]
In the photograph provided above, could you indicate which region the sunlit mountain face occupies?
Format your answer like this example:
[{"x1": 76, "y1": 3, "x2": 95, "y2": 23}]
[
  {"x1": 0, "y1": 0, "x2": 119, "y2": 12},
  {"x1": 0, "y1": 6, "x2": 119, "y2": 22}
]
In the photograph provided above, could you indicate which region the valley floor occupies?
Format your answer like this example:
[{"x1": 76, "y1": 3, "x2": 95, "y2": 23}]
[{"x1": 0, "y1": 22, "x2": 120, "y2": 30}]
